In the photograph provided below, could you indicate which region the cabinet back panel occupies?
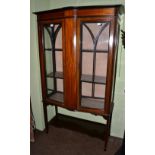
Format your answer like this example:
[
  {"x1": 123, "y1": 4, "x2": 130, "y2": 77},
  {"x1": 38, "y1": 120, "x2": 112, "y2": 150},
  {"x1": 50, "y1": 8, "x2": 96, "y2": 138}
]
[{"x1": 56, "y1": 52, "x2": 63, "y2": 72}]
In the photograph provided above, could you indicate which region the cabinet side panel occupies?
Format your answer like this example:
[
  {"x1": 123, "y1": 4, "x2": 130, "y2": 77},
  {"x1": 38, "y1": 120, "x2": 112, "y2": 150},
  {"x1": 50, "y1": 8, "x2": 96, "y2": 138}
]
[
  {"x1": 110, "y1": 22, "x2": 120, "y2": 113},
  {"x1": 104, "y1": 17, "x2": 118, "y2": 114},
  {"x1": 64, "y1": 18, "x2": 77, "y2": 109}
]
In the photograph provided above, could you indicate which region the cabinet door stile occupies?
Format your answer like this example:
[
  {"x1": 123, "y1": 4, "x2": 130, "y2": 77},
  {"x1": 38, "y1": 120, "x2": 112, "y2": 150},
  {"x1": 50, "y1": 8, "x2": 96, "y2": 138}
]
[
  {"x1": 61, "y1": 20, "x2": 66, "y2": 106},
  {"x1": 76, "y1": 19, "x2": 81, "y2": 110},
  {"x1": 63, "y1": 18, "x2": 78, "y2": 110}
]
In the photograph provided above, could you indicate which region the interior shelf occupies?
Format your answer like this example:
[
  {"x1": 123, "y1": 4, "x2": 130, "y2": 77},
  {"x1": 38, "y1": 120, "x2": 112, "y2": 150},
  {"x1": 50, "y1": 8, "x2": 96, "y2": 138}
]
[
  {"x1": 81, "y1": 74, "x2": 106, "y2": 84},
  {"x1": 82, "y1": 49, "x2": 108, "y2": 53},
  {"x1": 81, "y1": 97, "x2": 104, "y2": 109},
  {"x1": 47, "y1": 73, "x2": 106, "y2": 84},
  {"x1": 48, "y1": 92, "x2": 64, "y2": 103},
  {"x1": 46, "y1": 71, "x2": 63, "y2": 79},
  {"x1": 44, "y1": 48, "x2": 62, "y2": 51}
]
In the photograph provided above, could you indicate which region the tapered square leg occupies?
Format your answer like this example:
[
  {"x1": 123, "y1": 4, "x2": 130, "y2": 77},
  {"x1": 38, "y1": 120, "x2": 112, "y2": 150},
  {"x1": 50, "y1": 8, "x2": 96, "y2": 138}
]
[
  {"x1": 104, "y1": 116, "x2": 111, "y2": 151},
  {"x1": 43, "y1": 104, "x2": 48, "y2": 133},
  {"x1": 55, "y1": 106, "x2": 58, "y2": 116}
]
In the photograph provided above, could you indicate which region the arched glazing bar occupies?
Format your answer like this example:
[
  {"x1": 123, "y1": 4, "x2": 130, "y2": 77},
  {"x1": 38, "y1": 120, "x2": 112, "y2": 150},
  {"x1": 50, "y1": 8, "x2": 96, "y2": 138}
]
[
  {"x1": 83, "y1": 23, "x2": 95, "y2": 44},
  {"x1": 81, "y1": 22, "x2": 110, "y2": 98},
  {"x1": 44, "y1": 24, "x2": 62, "y2": 51},
  {"x1": 92, "y1": 22, "x2": 109, "y2": 97}
]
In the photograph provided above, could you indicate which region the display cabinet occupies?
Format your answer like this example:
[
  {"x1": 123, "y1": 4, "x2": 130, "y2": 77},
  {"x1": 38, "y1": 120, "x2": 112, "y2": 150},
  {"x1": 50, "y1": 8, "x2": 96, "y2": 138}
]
[{"x1": 34, "y1": 5, "x2": 121, "y2": 150}]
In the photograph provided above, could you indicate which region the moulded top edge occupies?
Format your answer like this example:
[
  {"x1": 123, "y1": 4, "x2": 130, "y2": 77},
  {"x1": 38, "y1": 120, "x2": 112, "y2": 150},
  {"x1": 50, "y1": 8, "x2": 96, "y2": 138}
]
[{"x1": 33, "y1": 5, "x2": 123, "y2": 15}]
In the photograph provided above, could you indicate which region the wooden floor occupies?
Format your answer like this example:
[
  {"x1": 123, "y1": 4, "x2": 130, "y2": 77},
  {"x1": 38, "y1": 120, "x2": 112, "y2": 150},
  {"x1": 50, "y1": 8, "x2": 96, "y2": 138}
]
[{"x1": 31, "y1": 114, "x2": 123, "y2": 155}]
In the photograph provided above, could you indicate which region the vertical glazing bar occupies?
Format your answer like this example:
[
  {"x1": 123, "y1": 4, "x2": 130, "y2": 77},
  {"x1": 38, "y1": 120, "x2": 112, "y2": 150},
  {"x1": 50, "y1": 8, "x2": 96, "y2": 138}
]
[
  {"x1": 83, "y1": 23, "x2": 96, "y2": 98},
  {"x1": 92, "y1": 44, "x2": 96, "y2": 97},
  {"x1": 92, "y1": 23, "x2": 109, "y2": 98},
  {"x1": 92, "y1": 23, "x2": 99, "y2": 98}
]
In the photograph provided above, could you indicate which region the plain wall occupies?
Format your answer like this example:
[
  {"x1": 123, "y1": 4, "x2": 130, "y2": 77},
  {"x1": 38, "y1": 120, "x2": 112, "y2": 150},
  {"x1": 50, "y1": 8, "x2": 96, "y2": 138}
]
[
  {"x1": 30, "y1": 0, "x2": 125, "y2": 138},
  {"x1": 30, "y1": 0, "x2": 52, "y2": 130}
]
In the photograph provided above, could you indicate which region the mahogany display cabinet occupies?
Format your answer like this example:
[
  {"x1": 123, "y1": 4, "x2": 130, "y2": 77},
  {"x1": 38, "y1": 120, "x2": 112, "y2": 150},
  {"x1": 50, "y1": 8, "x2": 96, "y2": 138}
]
[{"x1": 34, "y1": 5, "x2": 121, "y2": 151}]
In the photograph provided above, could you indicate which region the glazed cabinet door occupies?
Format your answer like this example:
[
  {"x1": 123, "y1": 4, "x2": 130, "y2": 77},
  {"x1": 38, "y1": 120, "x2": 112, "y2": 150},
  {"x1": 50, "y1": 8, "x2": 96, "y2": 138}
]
[
  {"x1": 38, "y1": 20, "x2": 65, "y2": 106},
  {"x1": 77, "y1": 17, "x2": 116, "y2": 115}
]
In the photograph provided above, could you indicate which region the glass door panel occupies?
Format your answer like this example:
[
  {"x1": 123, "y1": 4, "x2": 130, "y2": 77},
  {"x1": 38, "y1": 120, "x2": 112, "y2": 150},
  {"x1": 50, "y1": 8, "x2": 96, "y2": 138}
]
[
  {"x1": 43, "y1": 23, "x2": 64, "y2": 103},
  {"x1": 80, "y1": 21, "x2": 110, "y2": 110}
]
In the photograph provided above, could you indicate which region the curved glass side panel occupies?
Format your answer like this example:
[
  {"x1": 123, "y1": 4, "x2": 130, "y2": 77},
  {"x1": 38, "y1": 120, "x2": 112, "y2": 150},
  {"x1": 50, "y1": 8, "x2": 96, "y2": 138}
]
[{"x1": 43, "y1": 23, "x2": 64, "y2": 103}]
